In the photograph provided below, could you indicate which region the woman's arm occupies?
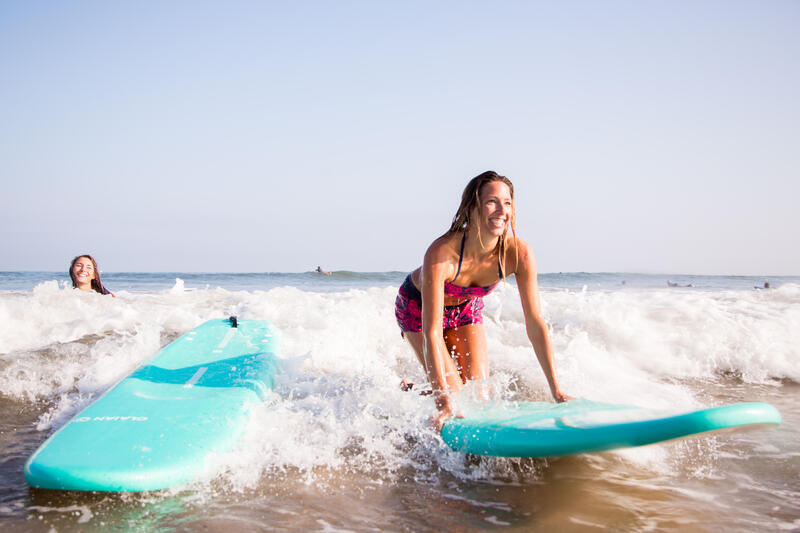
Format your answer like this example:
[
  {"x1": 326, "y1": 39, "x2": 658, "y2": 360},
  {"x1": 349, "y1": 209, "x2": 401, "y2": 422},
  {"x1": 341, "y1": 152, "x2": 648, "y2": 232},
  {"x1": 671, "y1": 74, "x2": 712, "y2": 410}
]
[
  {"x1": 420, "y1": 241, "x2": 462, "y2": 422},
  {"x1": 513, "y1": 239, "x2": 570, "y2": 402}
]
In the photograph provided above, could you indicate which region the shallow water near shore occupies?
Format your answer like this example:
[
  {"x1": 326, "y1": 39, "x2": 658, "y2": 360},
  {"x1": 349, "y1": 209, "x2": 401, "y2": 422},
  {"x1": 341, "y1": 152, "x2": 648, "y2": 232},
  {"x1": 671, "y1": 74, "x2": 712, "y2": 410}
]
[{"x1": 1, "y1": 272, "x2": 798, "y2": 531}]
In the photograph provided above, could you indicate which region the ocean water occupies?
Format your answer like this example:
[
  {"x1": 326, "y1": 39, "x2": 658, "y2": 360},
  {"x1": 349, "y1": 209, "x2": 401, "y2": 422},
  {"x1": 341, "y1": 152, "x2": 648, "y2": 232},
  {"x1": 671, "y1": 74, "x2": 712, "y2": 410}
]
[{"x1": 0, "y1": 271, "x2": 798, "y2": 532}]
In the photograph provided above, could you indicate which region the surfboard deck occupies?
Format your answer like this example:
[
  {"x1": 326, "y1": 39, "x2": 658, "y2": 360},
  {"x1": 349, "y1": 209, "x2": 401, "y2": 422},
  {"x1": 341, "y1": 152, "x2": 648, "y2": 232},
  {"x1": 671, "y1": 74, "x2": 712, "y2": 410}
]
[
  {"x1": 24, "y1": 318, "x2": 278, "y2": 492},
  {"x1": 440, "y1": 399, "x2": 781, "y2": 457}
]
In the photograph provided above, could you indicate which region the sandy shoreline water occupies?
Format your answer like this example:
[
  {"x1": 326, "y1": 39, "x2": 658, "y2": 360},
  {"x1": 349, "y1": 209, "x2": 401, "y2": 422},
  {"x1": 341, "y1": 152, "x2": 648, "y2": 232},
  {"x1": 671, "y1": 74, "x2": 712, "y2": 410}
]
[{"x1": 1, "y1": 272, "x2": 798, "y2": 531}]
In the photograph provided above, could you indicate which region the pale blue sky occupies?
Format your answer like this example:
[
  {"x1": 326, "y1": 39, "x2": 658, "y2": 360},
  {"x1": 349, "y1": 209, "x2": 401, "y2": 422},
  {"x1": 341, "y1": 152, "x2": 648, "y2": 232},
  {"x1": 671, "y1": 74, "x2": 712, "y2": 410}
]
[{"x1": 1, "y1": 1, "x2": 798, "y2": 274}]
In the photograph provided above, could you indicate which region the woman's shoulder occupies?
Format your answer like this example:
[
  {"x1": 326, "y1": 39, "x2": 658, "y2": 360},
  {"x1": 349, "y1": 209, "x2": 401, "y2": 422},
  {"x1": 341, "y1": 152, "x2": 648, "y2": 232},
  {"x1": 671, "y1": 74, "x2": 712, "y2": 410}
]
[
  {"x1": 428, "y1": 232, "x2": 461, "y2": 254},
  {"x1": 504, "y1": 234, "x2": 535, "y2": 273},
  {"x1": 508, "y1": 234, "x2": 532, "y2": 253},
  {"x1": 423, "y1": 232, "x2": 462, "y2": 269}
]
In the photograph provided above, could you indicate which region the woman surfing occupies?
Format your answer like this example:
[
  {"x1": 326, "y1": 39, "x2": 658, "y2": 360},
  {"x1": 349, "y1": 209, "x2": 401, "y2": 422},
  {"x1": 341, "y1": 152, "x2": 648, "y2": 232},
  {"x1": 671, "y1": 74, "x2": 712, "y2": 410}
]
[{"x1": 395, "y1": 171, "x2": 571, "y2": 430}]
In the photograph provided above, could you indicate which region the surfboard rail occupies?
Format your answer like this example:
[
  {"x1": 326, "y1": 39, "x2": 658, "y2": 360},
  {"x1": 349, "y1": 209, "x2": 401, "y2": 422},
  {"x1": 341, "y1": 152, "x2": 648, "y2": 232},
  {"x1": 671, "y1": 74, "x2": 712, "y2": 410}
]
[{"x1": 441, "y1": 399, "x2": 782, "y2": 457}]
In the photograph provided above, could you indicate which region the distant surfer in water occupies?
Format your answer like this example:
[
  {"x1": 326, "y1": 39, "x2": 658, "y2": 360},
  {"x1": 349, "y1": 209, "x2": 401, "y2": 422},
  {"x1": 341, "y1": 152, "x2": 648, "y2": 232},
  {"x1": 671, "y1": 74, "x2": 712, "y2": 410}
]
[
  {"x1": 70, "y1": 254, "x2": 113, "y2": 296},
  {"x1": 315, "y1": 266, "x2": 332, "y2": 275},
  {"x1": 395, "y1": 171, "x2": 571, "y2": 430}
]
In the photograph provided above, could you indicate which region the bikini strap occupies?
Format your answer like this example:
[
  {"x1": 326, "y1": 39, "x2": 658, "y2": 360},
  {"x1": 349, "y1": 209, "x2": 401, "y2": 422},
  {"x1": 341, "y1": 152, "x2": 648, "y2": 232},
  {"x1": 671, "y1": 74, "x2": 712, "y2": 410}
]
[
  {"x1": 453, "y1": 233, "x2": 504, "y2": 284},
  {"x1": 452, "y1": 234, "x2": 466, "y2": 282}
]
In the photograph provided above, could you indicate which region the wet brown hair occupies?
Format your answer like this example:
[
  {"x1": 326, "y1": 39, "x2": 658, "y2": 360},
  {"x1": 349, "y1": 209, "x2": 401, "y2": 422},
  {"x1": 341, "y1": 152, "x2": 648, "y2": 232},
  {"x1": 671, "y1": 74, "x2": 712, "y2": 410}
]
[
  {"x1": 447, "y1": 171, "x2": 516, "y2": 278},
  {"x1": 69, "y1": 254, "x2": 110, "y2": 295}
]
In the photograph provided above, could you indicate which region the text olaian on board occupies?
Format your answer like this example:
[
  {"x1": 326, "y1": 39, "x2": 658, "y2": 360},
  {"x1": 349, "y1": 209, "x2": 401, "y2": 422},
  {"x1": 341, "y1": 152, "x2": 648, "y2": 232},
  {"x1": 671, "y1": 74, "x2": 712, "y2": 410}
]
[{"x1": 72, "y1": 416, "x2": 148, "y2": 422}]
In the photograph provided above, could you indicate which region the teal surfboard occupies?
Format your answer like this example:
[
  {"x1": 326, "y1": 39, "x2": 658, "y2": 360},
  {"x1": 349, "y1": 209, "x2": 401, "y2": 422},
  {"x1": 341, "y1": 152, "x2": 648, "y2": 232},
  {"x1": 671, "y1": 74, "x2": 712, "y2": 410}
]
[
  {"x1": 441, "y1": 399, "x2": 781, "y2": 457},
  {"x1": 24, "y1": 318, "x2": 278, "y2": 492}
]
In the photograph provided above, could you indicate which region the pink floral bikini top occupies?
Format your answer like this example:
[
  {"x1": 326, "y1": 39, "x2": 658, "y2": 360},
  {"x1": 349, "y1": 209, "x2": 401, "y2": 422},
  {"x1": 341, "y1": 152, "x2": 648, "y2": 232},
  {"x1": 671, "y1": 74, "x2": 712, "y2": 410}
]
[{"x1": 443, "y1": 235, "x2": 503, "y2": 299}]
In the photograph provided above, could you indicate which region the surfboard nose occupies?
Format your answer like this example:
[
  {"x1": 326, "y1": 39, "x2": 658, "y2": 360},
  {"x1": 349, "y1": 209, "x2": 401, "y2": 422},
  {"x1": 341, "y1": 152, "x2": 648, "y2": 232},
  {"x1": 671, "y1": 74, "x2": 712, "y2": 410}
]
[{"x1": 23, "y1": 319, "x2": 280, "y2": 492}]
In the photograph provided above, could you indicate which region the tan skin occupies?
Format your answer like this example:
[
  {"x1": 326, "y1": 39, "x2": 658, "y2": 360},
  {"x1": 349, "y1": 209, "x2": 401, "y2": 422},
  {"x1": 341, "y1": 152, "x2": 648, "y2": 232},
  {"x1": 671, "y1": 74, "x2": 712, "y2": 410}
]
[
  {"x1": 72, "y1": 257, "x2": 97, "y2": 291},
  {"x1": 403, "y1": 181, "x2": 572, "y2": 430}
]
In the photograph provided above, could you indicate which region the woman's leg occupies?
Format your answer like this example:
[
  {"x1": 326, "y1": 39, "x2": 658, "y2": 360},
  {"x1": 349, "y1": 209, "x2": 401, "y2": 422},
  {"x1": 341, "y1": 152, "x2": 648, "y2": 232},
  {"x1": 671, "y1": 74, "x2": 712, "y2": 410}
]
[{"x1": 443, "y1": 323, "x2": 489, "y2": 383}]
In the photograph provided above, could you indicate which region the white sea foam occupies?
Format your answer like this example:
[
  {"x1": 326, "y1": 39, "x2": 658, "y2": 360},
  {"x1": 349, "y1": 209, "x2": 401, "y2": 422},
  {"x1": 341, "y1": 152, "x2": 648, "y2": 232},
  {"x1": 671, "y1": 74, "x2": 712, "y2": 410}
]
[{"x1": 1, "y1": 279, "x2": 797, "y2": 488}]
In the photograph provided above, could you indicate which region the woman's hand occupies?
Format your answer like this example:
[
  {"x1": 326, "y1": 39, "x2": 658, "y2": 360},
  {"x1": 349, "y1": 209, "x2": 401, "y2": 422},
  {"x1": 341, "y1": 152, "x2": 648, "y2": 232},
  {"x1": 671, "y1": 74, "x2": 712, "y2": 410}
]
[
  {"x1": 432, "y1": 392, "x2": 453, "y2": 431},
  {"x1": 431, "y1": 391, "x2": 463, "y2": 432},
  {"x1": 553, "y1": 389, "x2": 574, "y2": 403}
]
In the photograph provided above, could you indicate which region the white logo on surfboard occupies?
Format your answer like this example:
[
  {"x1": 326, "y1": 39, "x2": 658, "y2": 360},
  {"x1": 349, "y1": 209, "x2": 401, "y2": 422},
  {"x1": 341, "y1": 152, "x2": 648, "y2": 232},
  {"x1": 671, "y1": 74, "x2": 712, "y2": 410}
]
[{"x1": 73, "y1": 416, "x2": 148, "y2": 422}]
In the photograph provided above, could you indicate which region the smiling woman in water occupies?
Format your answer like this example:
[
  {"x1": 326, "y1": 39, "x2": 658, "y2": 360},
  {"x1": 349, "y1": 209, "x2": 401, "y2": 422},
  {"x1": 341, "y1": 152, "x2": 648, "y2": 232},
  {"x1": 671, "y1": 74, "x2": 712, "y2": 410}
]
[
  {"x1": 69, "y1": 254, "x2": 113, "y2": 296},
  {"x1": 395, "y1": 171, "x2": 571, "y2": 430}
]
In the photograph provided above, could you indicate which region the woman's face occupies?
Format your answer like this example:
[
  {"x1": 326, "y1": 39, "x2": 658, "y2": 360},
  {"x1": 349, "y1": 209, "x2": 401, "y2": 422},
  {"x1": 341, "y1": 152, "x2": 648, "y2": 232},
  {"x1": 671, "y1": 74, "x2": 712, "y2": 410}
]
[
  {"x1": 72, "y1": 257, "x2": 96, "y2": 289},
  {"x1": 477, "y1": 181, "x2": 513, "y2": 237}
]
